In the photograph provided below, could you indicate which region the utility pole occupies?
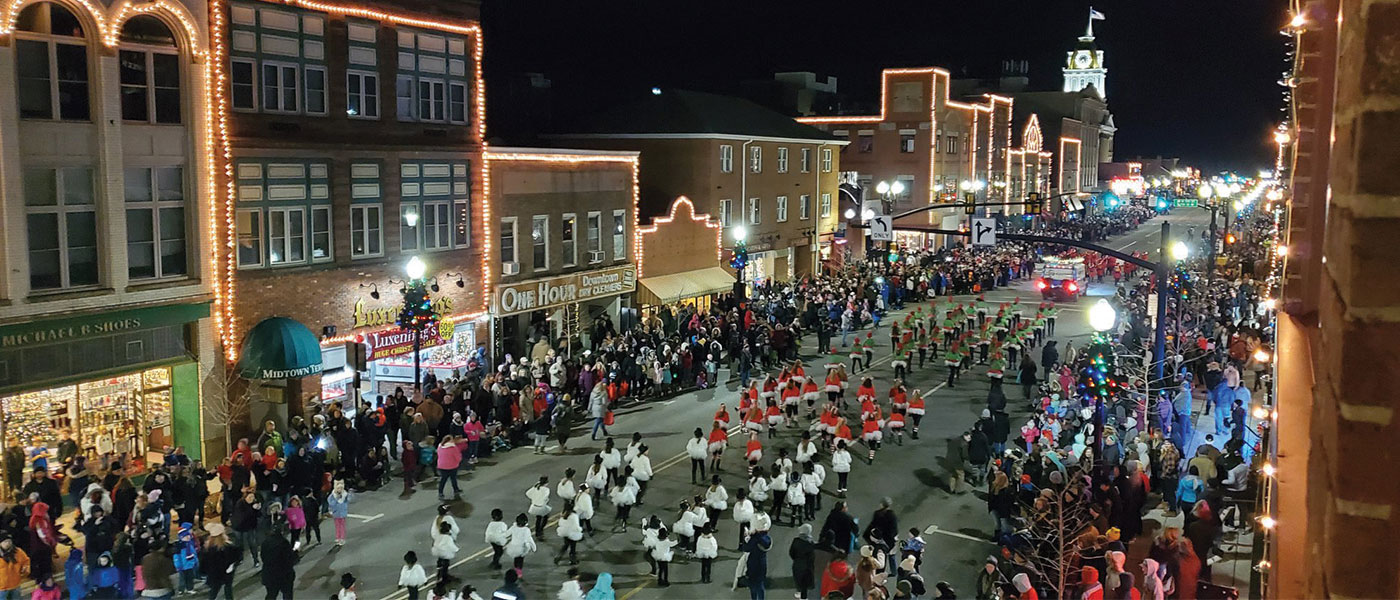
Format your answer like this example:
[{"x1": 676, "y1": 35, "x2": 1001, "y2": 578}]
[
  {"x1": 1206, "y1": 206, "x2": 1218, "y2": 285},
  {"x1": 1153, "y1": 221, "x2": 1171, "y2": 385}
]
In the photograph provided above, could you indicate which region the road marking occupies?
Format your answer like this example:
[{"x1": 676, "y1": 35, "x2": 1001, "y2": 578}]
[
  {"x1": 923, "y1": 524, "x2": 996, "y2": 545},
  {"x1": 920, "y1": 382, "x2": 948, "y2": 398},
  {"x1": 619, "y1": 581, "x2": 653, "y2": 600},
  {"x1": 1117, "y1": 241, "x2": 1138, "y2": 251},
  {"x1": 346, "y1": 512, "x2": 384, "y2": 523}
]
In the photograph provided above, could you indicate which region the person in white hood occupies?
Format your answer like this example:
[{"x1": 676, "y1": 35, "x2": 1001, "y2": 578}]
[
  {"x1": 526, "y1": 476, "x2": 552, "y2": 538},
  {"x1": 1012, "y1": 572, "x2": 1036, "y2": 599},
  {"x1": 80, "y1": 483, "x2": 113, "y2": 519},
  {"x1": 504, "y1": 513, "x2": 537, "y2": 571},
  {"x1": 1140, "y1": 558, "x2": 1165, "y2": 600},
  {"x1": 556, "y1": 567, "x2": 585, "y2": 600}
]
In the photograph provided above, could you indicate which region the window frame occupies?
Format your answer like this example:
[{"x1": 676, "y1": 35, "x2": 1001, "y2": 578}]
[
  {"x1": 25, "y1": 167, "x2": 99, "y2": 291},
  {"x1": 421, "y1": 200, "x2": 453, "y2": 251},
  {"x1": 14, "y1": 24, "x2": 91, "y2": 122},
  {"x1": 417, "y1": 77, "x2": 446, "y2": 122},
  {"x1": 345, "y1": 69, "x2": 379, "y2": 119},
  {"x1": 236, "y1": 208, "x2": 265, "y2": 268},
  {"x1": 561, "y1": 213, "x2": 577, "y2": 267},
  {"x1": 719, "y1": 199, "x2": 732, "y2": 227},
  {"x1": 799, "y1": 194, "x2": 811, "y2": 220},
  {"x1": 777, "y1": 147, "x2": 789, "y2": 173},
  {"x1": 821, "y1": 148, "x2": 833, "y2": 172},
  {"x1": 749, "y1": 146, "x2": 762, "y2": 173},
  {"x1": 820, "y1": 193, "x2": 832, "y2": 218},
  {"x1": 531, "y1": 214, "x2": 549, "y2": 271},
  {"x1": 309, "y1": 205, "x2": 332, "y2": 262},
  {"x1": 349, "y1": 203, "x2": 383, "y2": 259},
  {"x1": 259, "y1": 59, "x2": 300, "y2": 114},
  {"x1": 119, "y1": 46, "x2": 182, "y2": 124},
  {"x1": 586, "y1": 211, "x2": 602, "y2": 262},
  {"x1": 266, "y1": 206, "x2": 307, "y2": 265},
  {"x1": 124, "y1": 166, "x2": 189, "y2": 281},
  {"x1": 302, "y1": 64, "x2": 327, "y2": 115},
  {"x1": 499, "y1": 216, "x2": 518, "y2": 269},
  {"x1": 719, "y1": 144, "x2": 733, "y2": 173},
  {"x1": 399, "y1": 203, "x2": 420, "y2": 251},
  {"x1": 229, "y1": 57, "x2": 257, "y2": 111},
  {"x1": 776, "y1": 195, "x2": 788, "y2": 223},
  {"x1": 899, "y1": 132, "x2": 916, "y2": 153},
  {"x1": 611, "y1": 208, "x2": 626, "y2": 260},
  {"x1": 749, "y1": 197, "x2": 761, "y2": 225},
  {"x1": 800, "y1": 148, "x2": 811, "y2": 173}
]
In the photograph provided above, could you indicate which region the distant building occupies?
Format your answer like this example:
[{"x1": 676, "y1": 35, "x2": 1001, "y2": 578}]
[
  {"x1": 1063, "y1": 13, "x2": 1108, "y2": 98},
  {"x1": 552, "y1": 89, "x2": 845, "y2": 282},
  {"x1": 741, "y1": 72, "x2": 843, "y2": 117}
]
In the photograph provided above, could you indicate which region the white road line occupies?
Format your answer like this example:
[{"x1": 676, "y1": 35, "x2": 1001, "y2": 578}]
[
  {"x1": 1117, "y1": 241, "x2": 1138, "y2": 251},
  {"x1": 923, "y1": 524, "x2": 996, "y2": 545},
  {"x1": 346, "y1": 512, "x2": 385, "y2": 522}
]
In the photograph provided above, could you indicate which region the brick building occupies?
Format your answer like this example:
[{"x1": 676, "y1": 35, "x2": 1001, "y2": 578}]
[
  {"x1": 796, "y1": 68, "x2": 1053, "y2": 250},
  {"x1": 208, "y1": 0, "x2": 487, "y2": 422},
  {"x1": 553, "y1": 89, "x2": 845, "y2": 283},
  {"x1": 482, "y1": 148, "x2": 639, "y2": 361},
  {"x1": 0, "y1": 0, "x2": 217, "y2": 465},
  {"x1": 635, "y1": 196, "x2": 729, "y2": 316}
]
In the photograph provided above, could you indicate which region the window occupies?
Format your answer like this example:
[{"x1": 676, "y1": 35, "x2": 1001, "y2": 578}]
[
  {"x1": 776, "y1": 196, "x2": 788, "y2": 222},
  {"x1": 234, "y1": 160, "x2": 330, "y2": 268},
  {"x1": 227, "y1": 4, "x2": 327, "y2": 116},
  {"x1": 401, "y1": 161, "x2": 471, "y2": 251},
  {"x1": 561, "y1": 213, "x2": 577, "y2": 267},
  {"x1": 800, "y1": 148, "x2": 811, "y2": 173},
  {"x1": 119, "y1": 50, "x2": 180, "y2": 123},
  {"x1": 125, "y1": 167, "x2": 188, "y2": 280},
  {"x1": 586, "y1": 212, "x2": 602, "y2": 261},
  {"x1": 946, "y1": 136, "x2": 958, "y2": 154},
  {"x1": 261, "y1": 61, "x2": 298, "y2": 112},
  {"x1": 15, "y1": 3, "x2": 90, "y2": 121},
  {"x1": 268, "y1": 207, "x2": 306, "y2": 264},
  {"x1": 531, "y1": 215, "x2": 549, "y2": 270},
  {"x1": 25, "y1": 167, "x2": 97, "y2": 290},
  {"x1": 346, "y1": 71, "x2": 378, "y2": 118},
  {"x1": 719, "y1": 199, "x2": 733, "y2": 227},
  {"x1": 499, "y1": 217, "x2": 517, "y2": 268},
  {"x1": 749, "y1": 147, "x2": 762, "y2": 173},
  {"x1": 418, "y1": 78, "x2": 445, "y2": 121},
  {"x1": 799, "y1": 194, "x2": 811, "y2": 220},
  {"x1": 777, "y1": 147, "x2": 789, "y2": 173},
  {"x1": 230, "y1": 59, "x2": 255, "y2": 110},
  {"x1": 350, "y1": 205, "x2": 382, "y2": 258},
  {"x1": 396, "y1": 28, "x2": 471, "y2": 124},
  {"x1": 820, "y1": 193, "x2": 832, "y2": 218},
  {"x1": 858, "y1": 135, "x2": 873, "y2": 153},
  {"x1": 423, "y1": 201, "x2": 452, "y2": 250},
  {"x1": 749, "y1": 198, "x2": 761, "y2": 225},
  {"x1": 821, "y1": 148, "x2": 833, "y2": 173},
  {"x1": 900, "y1": 132, "x2": 916, "y2": 153},
  {"x1": 612, "y1": 209, "x2": 626, "y2": 260},
  {"x1": 719, "y1": 145, "x2": 733, "y2": 173}
]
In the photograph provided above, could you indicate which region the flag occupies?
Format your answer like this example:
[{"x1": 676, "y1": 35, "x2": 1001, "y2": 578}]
[{"x1": 1089, "y1": 8, "x2": 1106, "y2": 20}]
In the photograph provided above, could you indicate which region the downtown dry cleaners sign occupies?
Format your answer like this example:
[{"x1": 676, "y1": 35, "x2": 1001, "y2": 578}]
[{"x1": 494, "y1": 265, "x2": 636, "y2": 316}]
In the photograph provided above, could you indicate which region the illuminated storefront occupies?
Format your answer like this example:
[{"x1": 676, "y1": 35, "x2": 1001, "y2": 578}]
[
  {"x1": 492, "y1": 264, "x2": 637, "y2": 359},
  {"x1": 0, "y1": 303, "x2": 208, "y2": 481}
]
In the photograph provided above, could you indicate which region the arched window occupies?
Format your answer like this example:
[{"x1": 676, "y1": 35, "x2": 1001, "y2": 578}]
[
  {"x1": 14, "y1": 2, "x2": 90, "y2": 120},
  {"x1": 118, "y1": 15, "x2": 181, "y2": 124}
]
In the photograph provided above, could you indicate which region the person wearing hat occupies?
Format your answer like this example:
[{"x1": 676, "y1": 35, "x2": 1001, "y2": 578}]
[
  {"x1": 1012, "y1": 572, "x2": 1038, "y2": 600},
  {"x1": 975, "y1": 556, "x2": 1000, "y2": 599},
  {"x1": 1077, "y1": 566, "x2": 1103, "y2": 600},
  {"x1": 338, "y1": 573, "x2": 358, "y2": 600}
]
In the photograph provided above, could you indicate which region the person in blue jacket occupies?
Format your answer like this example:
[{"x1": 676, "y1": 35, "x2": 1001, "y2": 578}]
[
  {"x1": 64, "y1": 549, "x2": 87, "y2": 600},
  {"x1": 173, "y1": 522, "x2": 200, "y2": 594},
  {"x1": 87, "y1": 551, "x2": 120, "y2": 599}
]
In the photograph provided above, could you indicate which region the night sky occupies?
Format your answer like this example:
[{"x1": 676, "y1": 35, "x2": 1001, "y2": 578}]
[{"x1": 482, "y1": 0, "x2": 1284, "y2": 174}]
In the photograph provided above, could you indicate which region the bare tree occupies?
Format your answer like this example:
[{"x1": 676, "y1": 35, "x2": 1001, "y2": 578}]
[
  {"x1": 1013, "y1": 475, "x2": 1096, "y2": 596},
  {"x1": 201, "y1": 360, "x2": 256, "y2": 459}
]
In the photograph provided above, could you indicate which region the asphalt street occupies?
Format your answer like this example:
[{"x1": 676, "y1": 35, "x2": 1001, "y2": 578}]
[{"x1": 228, "y1": 209, "x2": 1211, "y2": 600}]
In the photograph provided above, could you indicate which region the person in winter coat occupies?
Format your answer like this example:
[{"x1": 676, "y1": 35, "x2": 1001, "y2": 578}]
[
  {"x1": 63, "y1": 549, "x2": 86, "y2": 600},
  {"x1": 78, "y1": 506, "x2": 118, "y2": 569},
  {"x1": 1078, "y1": 566, "x2": 1103, "y2": 600},
  {"x1": 26, "y1": 502, "x2": 58, "y2": 583},
  {"x1": 742, "y1": 522, "x2": 772, "y2": 600},
  {"x1": 788, "y1": 523, "x2": 816, "y2": 600},
  {"x1": 650, "y1": 528, "x2": 677, "y2": 588},
  {"x1": 1104, "y1": 551, "x2": 1134, "y2": 600},
  {"x1": 821, "y1": 502, "x2": 858, "y2": 555},
  {"x1": 975, "y1": 556, "x2": 999, "y2": 600},
  {"x1": 588, "y1": 384, "x2": 610, "y2": 441},
  {"x1": 398, "y1": 551, "x2": 428, "y2": 600},
  {"x1": 484, "y1": 509, "x2": 509, "y2": 570},
  {"x1": 819, "y1": 557, "x2": 855, "y2": 599},
  {"x1": 585, "y1": 572, "x2": 615, "y2": 600},
  {"x1": 526, "y1": 476, "x2": 553, "y2": 538},
  {"x1": 436, "y1": 436, "x2": 469, "y2": 500},
  {"x1": 832, "y1": 441, "x2": 853, "y2": 496},
  {"x1": 555, "y1": 502, "x2": 584, "y2": 566},
  {"x1": 141, "y1": 542, "x2": 176, "y2": 599},
  {"x1": 695, "y1": 527, "x2": 718, "y2": 584},
  {"x1": 198, "y1": 524, "x2": 241, "y2": 600},
  {"x1": 430, "y1": 519, "x2": 459, "y2": 582},
  {"x1": 0, "y1": 536, "x2": 30, "y2": 599},
  {"x1": 327, "y1": 479, "x2": 352, "y2": 546},
  {"x1": 85, "y1": 551, "x2": 118, "y2": 599},
  {"x1": 504, "y1": 513, "x2": 537, "y2": 571},
  {"x1": 172, "y1": 522, "x2": 200, "y2": 594},
  {"x1": 1140, "y1": 558, "x2": 1165, "y2": 600},
  {"x1": 1012, "y1": 573, "x2": 1038, "y2": 600},
  {"x1": 686, "y1": 429, "x2": 708, "y2": 484},
  {"x1": 631, "y1": 445, "x2": 654, "y2": 505},
  {"x1": 260, "y1": 527, "x2": 298, "y2": 599}
]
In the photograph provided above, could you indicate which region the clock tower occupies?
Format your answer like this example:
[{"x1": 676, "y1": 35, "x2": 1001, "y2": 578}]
[{"x1": 1063, "y1": 10, "x2": 1107, "y2": 98}]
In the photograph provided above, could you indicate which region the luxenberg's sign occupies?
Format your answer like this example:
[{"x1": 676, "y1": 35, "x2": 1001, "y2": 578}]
[{"x1": 494, "y1": 265, "x2": 636, "y2": 316}]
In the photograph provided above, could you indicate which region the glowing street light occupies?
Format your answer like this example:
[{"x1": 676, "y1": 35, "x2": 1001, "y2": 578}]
[
  {"x1": 1088, "y1": 299, "x2": 1117, "y2": 332},
  {"x1": 405, "y1": 255, "x2": 427, "y2": 280},
  {"x1": 1171, "y1": 240, "x2": 1190, "y2": 261},
  {"x1": 732, "y1": 225, "x2": 748, "y2": 242},
  {"x1": 1198, "y1": 185, "x2": 1213, "y2": 200}
]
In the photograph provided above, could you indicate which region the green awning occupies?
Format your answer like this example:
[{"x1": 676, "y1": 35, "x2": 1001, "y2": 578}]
[{"x1": 238, "y1": 317, "x2": 324, "y2": 379}]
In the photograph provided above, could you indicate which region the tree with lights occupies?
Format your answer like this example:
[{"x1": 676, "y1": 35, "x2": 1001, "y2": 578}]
[{"x1": 398, "y1": 256, "x2": 441, "y2": 391}]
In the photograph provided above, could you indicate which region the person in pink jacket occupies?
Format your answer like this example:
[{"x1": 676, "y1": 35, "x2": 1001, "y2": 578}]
[
  {"x1": 436, "y1": 436, "x2": 469, "y2": 500},
  {"x1": 463, "y1": 415, "x2": 486, "y2": 466}
]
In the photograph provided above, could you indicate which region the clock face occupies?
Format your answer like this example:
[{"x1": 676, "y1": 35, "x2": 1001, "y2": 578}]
[{"x1": 1075, "y1": 53, "x2": 1091, "y2": 68}]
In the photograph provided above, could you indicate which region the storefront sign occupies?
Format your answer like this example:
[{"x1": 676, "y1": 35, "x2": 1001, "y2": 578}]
[
  {"x1": 352, "y1": 296, "x2": 454, "y2": 329},
  {"x1": 0, "y1": 302, "x2": 210, "y2": 350},
  {"x1": 494, "y1": 265, "x2": 637, "y2": 316},
  {"x1": 361, "y1": 319, "x2": 458, "y2": 361}
]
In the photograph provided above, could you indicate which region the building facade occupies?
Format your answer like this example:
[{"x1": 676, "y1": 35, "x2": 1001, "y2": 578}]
[
  {"x1": 0, "y1": 0, "x2": 216, "y2": 467},
  {"x1": 634, "y1": 195, "x2": 729, "y2": 317},
  {"x1": 795, "y1": 68, "x2": 1053, "y2": 249},
  {"x1": 483, "y1": 148, "x2": 639, "y2": 361},
  {"x1": 209, "y1": 0, "x2": 486, "y2": 423},
  {"x1": 554, "y1": 89, "x2": 844, "y2": 283}
]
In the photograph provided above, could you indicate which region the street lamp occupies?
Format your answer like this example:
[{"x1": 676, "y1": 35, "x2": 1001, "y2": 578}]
[
  {"x1": 875, "y1": 180, "x2": 904, "y2": 276},
  {"x1": 1198, "y1": 185, "x2": 1213, "y2": 200},
  {"x1": 730, "y1": 226, "x2": 750, "y2": 301},
  {"x1": 844, "y1": 208, "x2": 856, "y2": 220},
  {"x1": 398, "y1": 256, "x2": 439, "y2": 392},
  {"x1": 1088, "y1": 299, "x2": 1117, "y2": 332},
  {"x1": 1171, "y1": 240, "x2": 1191, "y2": 262}
]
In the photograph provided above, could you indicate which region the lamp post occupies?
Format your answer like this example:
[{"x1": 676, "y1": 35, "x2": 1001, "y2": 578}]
[
  {"x1": 1198, "y1": 185, "x2": 1220, "y2": 285},
  {"x1": 398, "y1": 255, "x2": 439, "y2": 392},
  {"x1": 875, "y1": 180, "x2": 905, "y2": 277},
  {"x1": 730, "y1": 226, "x2": 749, "y2": 302},
  {"x1": 1086, "y1": 298, "x2": 1117, "y2": 458}
]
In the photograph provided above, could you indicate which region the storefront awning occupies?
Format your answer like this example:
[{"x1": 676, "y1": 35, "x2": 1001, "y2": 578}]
[
  {"x1": 638, "y1": 267, "x2": 736, "y2": 305},
  {"x1": 238, "y1": 317, "x2": 324, "y2": 379}
]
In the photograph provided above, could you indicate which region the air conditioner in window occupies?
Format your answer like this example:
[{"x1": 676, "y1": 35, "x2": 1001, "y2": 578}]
[
  {"x1": 502, "y1": 262, "x2": 520, "y2": 276},
  {"x1": 588, "y1": 250, "x2": 605, "y2": 263}
]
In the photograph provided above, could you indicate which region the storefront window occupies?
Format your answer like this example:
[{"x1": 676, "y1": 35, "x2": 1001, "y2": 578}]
[{"x1": 1, "y1": 366, "x2": 173, "y2": 480}]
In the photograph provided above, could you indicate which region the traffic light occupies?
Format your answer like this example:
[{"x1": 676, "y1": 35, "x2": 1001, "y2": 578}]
[
  {"x1": 964, "y1": 192, "x2": 976, "y2": 215},
  {"x1": 1027, "y1": 192, "x2": 1041, "y2": 213}
]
